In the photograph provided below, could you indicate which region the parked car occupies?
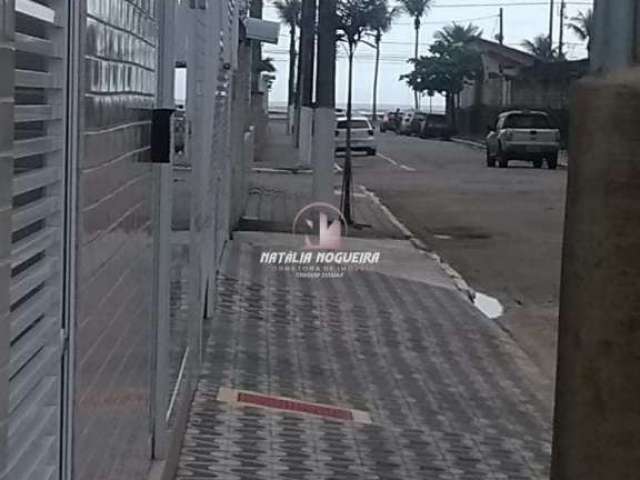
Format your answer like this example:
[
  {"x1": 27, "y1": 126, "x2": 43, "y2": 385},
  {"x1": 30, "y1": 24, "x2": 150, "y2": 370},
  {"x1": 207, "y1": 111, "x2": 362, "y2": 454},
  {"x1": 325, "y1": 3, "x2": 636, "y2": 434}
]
[
  {"x1": 335, "y1": 116, "x2": 377, "y2": 156},
  {"x1": 397, "y1": 110, "x2": 416, "y2": 135},
  {"x1": 486, "y1": 110, "x2": 560, "y2": 169},
  {"x1": 420, "y1": 114, "x2": 452, "y2": 140},
  {"x1": 409, "y1": 112, "x2": 428, "y2": 136},
  {"x1": 380, "y1": 111, "x2": 400, "y2": 132}
]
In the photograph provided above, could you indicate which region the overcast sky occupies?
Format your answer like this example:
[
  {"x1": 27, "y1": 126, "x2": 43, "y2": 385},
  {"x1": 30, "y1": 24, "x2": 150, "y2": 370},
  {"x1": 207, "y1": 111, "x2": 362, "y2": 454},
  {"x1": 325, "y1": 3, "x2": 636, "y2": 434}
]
[{"x1": 261, "y1": 0, "x2": 594, "y2": 110}]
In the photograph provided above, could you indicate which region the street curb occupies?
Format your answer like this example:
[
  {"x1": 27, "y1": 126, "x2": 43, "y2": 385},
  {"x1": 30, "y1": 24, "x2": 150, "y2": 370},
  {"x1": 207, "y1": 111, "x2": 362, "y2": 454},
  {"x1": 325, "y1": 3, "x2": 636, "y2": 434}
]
[
  {"x1": 252, "y1": 166, "x2": 313, "y2": 175},
  {"x1": 358, "y1": 184, "x2": 476, "y2": 304},
  {"x1": 451, "y1": 137, "x2": 485, "y2": 150}
]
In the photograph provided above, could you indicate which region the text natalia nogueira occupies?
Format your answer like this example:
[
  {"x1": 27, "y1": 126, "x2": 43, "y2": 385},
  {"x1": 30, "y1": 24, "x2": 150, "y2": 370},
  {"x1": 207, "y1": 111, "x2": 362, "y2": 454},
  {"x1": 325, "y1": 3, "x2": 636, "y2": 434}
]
[{"x1": 260, "y1": 250, "x2": 381, "y2": 265}]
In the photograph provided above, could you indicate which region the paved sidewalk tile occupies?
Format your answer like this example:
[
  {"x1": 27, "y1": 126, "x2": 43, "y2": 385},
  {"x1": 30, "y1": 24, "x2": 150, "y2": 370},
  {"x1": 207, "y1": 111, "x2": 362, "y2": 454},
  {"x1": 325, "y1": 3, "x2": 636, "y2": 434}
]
[
  {"x1": 175, "y1": 236, "x2": 553, "y2": 480},
  {"x1": 242, "y1": 173, "x2": 405, "y2": 240}
]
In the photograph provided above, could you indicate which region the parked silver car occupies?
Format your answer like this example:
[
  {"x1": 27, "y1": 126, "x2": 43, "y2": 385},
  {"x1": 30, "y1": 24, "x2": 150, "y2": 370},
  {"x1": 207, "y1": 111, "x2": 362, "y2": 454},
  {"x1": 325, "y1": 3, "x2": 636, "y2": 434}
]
[
  {"x1": 335, "y1": 116, "x2": 377, "y2": 156},
  {"x1": 486, "y1": 110, "x2": 561, "y2": 169}
]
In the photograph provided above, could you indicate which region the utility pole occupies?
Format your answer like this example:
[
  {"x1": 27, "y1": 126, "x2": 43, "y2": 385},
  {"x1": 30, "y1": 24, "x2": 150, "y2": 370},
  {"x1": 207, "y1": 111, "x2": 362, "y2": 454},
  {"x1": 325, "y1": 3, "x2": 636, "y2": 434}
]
[
  {"x1": 549, "y1": 0, "x2": 554, "y2": 48},
  {"x1": 297, "y1": 0, "x2": 316, "y2": 165},
  {"x1": 499, "y1": 8, "x2": 504, "y2": 45},
  {"x1": 551, "y1": 3, "x2": 640, "y2": 479},
  {"x1": 312, "y1": 0, "x2": 337, "y2": 205},
  {"x1": 250, "y1": 0, "x2": 263, "y2": 94},
  {"x1": 558, "y1": 0, "x2": 565, "y2": 59}
]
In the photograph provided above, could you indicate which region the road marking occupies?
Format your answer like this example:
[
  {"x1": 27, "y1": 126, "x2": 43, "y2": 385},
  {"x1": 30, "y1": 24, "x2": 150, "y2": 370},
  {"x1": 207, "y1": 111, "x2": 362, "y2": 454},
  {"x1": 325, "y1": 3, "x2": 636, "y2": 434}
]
[
  {"x1": 377, "y1": 153, "x2": 416, "y2": 172},
  {"x1": 378, "y1": 153, "x2": 399, "y2": 166}
]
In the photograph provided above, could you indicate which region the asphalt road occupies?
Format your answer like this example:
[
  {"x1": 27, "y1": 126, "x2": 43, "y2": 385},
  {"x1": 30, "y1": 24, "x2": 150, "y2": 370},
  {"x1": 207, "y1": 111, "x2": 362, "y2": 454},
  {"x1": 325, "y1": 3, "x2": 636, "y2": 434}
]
[{"x1": 343, "y1": 131, "x2": 567, "y2": 379}]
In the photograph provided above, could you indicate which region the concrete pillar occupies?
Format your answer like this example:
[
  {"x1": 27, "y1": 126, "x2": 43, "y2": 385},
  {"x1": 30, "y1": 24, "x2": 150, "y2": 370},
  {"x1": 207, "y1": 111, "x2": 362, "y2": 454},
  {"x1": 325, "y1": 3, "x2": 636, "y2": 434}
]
[
  {"x1": 312, "y1": 108, "x2": 335, "y2": 205},
  {"x1": 299, "y1": 106, "x2": 313, "y2": 166},
  {"x1": 551, "y1": 68, "x2": 640, "y2": 479},
  {"x1": 591, "y1": 0, "x2": 637, "y2": 73},
  {"x1": 0, "y1": 0, "x2": 13, "y2": 475}
]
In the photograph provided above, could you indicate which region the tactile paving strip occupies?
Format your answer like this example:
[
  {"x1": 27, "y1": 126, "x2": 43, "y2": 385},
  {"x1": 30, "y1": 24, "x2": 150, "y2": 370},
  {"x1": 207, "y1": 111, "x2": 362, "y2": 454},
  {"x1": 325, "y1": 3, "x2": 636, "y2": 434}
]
[{"x1": 217, "y1": 387, "x2": 372, "y2": 423}]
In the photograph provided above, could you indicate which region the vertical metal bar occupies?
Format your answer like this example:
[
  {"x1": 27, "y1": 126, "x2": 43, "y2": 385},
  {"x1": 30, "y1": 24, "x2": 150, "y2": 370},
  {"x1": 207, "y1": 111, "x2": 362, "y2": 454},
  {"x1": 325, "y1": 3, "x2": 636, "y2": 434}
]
[
  {"x1": 0, "y1": 1, "x2": 15, "y2": 478},
  {"x1": 151, "y1": 0, "x2": 175, "y2": 460},
  {"x1": 45, "y1": 1, "x2": 70, "y2": 479},
  {"x1": 60, "y1": 0, "x2": 80, "y2": 476}
]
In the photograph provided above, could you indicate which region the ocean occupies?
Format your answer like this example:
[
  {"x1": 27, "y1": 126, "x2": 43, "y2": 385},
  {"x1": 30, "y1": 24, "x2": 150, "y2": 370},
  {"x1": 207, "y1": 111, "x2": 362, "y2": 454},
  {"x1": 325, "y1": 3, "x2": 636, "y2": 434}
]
[{"x1": 268, "y1": 101, "x2": 446, "y2": 115}]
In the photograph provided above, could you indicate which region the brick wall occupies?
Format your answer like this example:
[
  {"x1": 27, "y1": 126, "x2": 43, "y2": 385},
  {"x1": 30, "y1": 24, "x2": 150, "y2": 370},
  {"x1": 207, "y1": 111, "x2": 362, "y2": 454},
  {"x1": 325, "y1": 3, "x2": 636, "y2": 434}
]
[
  {"x1": 0, "y1": 1, "x2": 14, "y2": 476},
  {"x1": 74, "y1": 1, "x2": 157, "y2": 479}
]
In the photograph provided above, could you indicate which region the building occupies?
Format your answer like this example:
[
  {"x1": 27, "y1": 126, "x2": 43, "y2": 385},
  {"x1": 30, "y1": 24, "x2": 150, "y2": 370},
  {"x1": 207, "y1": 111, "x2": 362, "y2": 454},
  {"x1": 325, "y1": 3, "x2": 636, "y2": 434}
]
[
  {"x1": 0, "y1": 1, "x2": 272, "y2": 479},
  {"x1": 457, "y1": 38, "x2": 588, "y2": 138}
]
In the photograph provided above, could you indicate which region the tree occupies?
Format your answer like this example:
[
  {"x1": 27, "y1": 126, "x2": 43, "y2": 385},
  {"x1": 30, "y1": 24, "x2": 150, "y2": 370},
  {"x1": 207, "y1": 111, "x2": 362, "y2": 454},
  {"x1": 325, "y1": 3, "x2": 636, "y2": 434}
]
[
  {"x1": 273, "y1": 0, "x2": 301, "y2": 133},
  {"x1": 367, "y1": 1, "x2": 399, "y2": 125},
  {"x1": 567, "y1": 9, "x2": 593, "y2": 53},
  {"x1": 521, "y1": 34, "x2": 558, "y2": 60},
  {"x1": 434, "y1": 22, "x2": 482, "y2": 46},
  {"x1": 398, "y1": 0, "x2": 432, "y2": 109},
  {"x1": 401, "y1": 36, "x2": 481, "y2": 130},
  {"x1": 337, "y1": 0, "x2": 383, "y2": 224}
]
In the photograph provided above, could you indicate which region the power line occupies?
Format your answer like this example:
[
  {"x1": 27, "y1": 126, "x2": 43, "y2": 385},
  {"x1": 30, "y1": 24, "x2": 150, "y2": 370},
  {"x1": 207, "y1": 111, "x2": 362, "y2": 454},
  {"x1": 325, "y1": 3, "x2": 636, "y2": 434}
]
[{"x1": 264, "y1": 1, "x2": 591, "y2": 9}]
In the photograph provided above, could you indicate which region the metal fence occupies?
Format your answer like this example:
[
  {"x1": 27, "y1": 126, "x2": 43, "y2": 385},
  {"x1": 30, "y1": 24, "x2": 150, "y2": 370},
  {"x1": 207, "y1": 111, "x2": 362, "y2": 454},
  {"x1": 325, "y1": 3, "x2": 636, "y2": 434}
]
[{"x1": 0, "y1": 0, "x2": 252, "y2": 479}]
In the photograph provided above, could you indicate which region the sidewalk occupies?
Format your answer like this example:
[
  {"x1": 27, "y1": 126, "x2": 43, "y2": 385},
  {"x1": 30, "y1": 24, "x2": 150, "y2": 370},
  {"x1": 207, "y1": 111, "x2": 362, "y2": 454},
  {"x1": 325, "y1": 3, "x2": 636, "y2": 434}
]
[
  {"x1": 173, "y1": 120, "x2": 555, "y2": 480},
  {"x1": 243, "y1": 119, "x2": 406, "y2": 240},
  {"x1": 242, "y1": 172, "x2": 405, "y2": 240},
  {"x1": 175, "y1": 234, "x2": 553, "y2": 480},
  {"x1": 253, "y1": 118, "x2": 311, "y2": 171}
]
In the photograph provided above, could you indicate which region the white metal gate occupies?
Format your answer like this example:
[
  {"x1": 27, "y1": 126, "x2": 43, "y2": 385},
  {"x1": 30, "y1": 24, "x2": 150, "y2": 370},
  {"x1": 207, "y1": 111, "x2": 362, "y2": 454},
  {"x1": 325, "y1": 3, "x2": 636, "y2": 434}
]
[{"x1": 4, "y1": 0, "x2": 69, "y2": 479}]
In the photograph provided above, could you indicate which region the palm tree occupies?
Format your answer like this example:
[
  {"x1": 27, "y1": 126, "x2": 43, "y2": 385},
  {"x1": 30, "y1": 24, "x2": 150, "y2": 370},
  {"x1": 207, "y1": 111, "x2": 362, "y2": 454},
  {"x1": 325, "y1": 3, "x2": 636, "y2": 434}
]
[
  {"x1": 337, "y1": 0, "x2": 382, "y2": 223},
  {"x1": 433, "y1": 22, "x2": 482, "y2": 129},
  {"x1": 568, "y1": 9, "x2": 593, "y2": 53},
  {"x1": 273, "y1": 0, "x2": 301, "y2": 132},
  {"x1": 368, "y1": 1, "x2": 399, "y2": 125},
  {"x1": 521, "y1": 34, "x2": 557, "y2": 61},
  {"x1": 398, "y1": 0, "x2": 432, "y2": 109},
  {"x1": 434, "y1": 22, "x2": 482, "y2": 46}
]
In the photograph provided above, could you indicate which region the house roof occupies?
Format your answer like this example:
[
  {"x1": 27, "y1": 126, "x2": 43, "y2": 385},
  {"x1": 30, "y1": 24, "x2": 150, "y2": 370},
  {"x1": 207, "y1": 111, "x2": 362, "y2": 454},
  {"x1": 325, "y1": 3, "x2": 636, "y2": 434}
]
[{"x1": 468, "y1": 38, "x2": 537, "y2": 67}]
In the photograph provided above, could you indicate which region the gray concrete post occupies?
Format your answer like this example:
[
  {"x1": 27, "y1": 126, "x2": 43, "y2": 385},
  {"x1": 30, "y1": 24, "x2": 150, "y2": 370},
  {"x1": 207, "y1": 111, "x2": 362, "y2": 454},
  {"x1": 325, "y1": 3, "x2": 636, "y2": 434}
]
[
  {"x1": 0, "y1": 0, "x2": 14, "y2": 475},
  {"x1": 312, "y1": 0, "x2": 336, "y2": 205},
  {"x1": 551, "y1": 68, "x2": 640, "y2": 479},
  {"x1": 591, "y1": 0, "x2": 638, "y2": 73}
]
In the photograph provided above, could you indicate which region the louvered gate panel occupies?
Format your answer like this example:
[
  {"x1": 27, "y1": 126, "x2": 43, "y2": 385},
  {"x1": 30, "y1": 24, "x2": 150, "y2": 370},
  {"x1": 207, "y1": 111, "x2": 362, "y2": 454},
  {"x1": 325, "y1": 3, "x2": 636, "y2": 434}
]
[{"x1": 3, "y1": 1, "x2": 67, "y2": 479}]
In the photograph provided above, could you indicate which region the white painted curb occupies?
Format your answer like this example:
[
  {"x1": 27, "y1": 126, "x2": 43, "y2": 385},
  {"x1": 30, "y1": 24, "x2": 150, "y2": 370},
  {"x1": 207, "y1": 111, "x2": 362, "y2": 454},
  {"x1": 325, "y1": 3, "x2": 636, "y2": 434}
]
[{"x1": 359, "y1": 184, "x2": 477, "y2": 304}]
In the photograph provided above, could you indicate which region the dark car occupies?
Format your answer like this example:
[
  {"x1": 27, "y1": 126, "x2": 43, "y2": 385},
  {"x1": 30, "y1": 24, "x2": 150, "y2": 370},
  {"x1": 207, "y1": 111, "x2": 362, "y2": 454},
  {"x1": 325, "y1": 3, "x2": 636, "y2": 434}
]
[
  {"x1": 380, "y1": 111, "x2": 400, "y2": 132},
  {"x1": 420, "y1": 114, "x2": 452, "y2": 140},
  {"x1": 409, "y1": 112, "x2": 428, "y2": 136}
]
